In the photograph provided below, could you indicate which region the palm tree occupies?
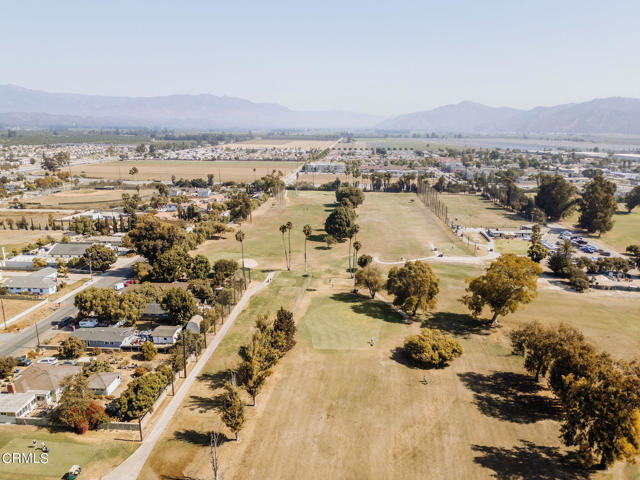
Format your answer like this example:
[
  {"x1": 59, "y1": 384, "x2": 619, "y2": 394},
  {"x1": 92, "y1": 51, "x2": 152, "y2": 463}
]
[
  {"x1": 279, "y1": 224, "x2": 289, "y2": 270},
  {"x1": 235, "y1": 230, "x2": 246, "y2": 287},
  {"x1": 352, "y1": 240, "x2": 362, "y2": 278},
  {"x1": 348, "y1": 224, "x2": 360, "y2": 273},
  {"x1": 302, "y1": 224, "x2": 312, "y2": 272},
  {"x1": 286, "y1": 221, "x2": 293, "y2": 270}
]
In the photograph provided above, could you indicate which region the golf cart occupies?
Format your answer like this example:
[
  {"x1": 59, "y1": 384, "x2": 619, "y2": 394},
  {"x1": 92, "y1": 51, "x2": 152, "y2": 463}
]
[{"x1": 63, "y1": 465, "x2": 82, "y2": 479}]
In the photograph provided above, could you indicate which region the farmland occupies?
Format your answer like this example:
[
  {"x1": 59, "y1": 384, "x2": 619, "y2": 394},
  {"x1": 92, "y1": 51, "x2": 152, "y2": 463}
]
[
  {"x1": 27, "y1": 188, "x2": 154, "y2": 209},
  {"x1": 69, "y1": 160, "x2": 301, "y2": 182}
]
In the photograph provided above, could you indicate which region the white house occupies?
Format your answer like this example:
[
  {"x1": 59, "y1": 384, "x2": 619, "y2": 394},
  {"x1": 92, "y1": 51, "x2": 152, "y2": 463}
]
[
  {"x1": 0, "y1": 393, "x2": 37, "y2": 423},
  {"x1": 151, "y1": 325, "x2": 182, "y2": 345},
  {"x1": 3, "y1": 267, "x2": 58, "y2": 295},
  {"x1": 87, "y1": 372, "x2": 121, "y2": 396}
]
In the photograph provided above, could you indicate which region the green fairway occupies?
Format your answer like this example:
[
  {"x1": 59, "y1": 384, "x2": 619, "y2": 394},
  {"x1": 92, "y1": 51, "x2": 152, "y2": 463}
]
[
  {"x1": 299, "y1": 293, "x2": 403, "y2": 350},
  {"x1": 0, "y1": 429, "x2": 138, "y2": 480},
  {"x1": 494, "y1": 238, "x2": 530, "y2": 255}
]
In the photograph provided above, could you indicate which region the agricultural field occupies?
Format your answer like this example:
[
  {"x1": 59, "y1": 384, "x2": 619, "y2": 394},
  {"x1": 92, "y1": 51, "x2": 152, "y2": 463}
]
[
  {"x1": 440, "y1": 193, "x2": 531, "y2": 228},
  {"x1": 69, "y1": 160, "x2": 301, "y2": 182},
  {"x1": 0, "y1": 428, "x2": 139, "y2": 480},
  {"x1": 27, "y1": 188, "x2": 154, "y2": 209},
  {"x1": 225, "y1": 138, "x2": 337, "y2": 149},
  {"x1": 0, "y1": 229, "x2": 64, "y2": 253}
]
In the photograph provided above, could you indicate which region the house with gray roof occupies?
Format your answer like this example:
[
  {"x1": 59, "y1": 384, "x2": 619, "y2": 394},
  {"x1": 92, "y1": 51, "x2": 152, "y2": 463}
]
[
  {"x1": 72, "y1": 327, "x2": 136, "y2": 350},
  {"x1": 47, "y1": 242, "x2": 93, "y2": 259},
  {"x1": 151, "y1": 325, "x2": 182, "y2": 345},
  {"x1": 9, "y1": 364, "x2": 81, "y2": 401},
  {"x1": 3, "y1": 267, "x2": 58, "y2": 295},
  {"x1": 87, "y1": 372, "x2": 121, "y2": 396},
  {"x1": 0, "y1": 393, "x2": 37, "y2": 423}
]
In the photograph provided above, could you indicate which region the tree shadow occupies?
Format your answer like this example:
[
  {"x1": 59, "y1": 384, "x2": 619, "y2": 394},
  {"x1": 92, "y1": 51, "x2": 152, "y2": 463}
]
[
  {"x1": 423, "y1": 312, "x2": 490, "y2": 337},
  {"x1": 173, "y1": 428, "x2": 229, "y2": 447},
  {"x1": 307, "y1": 234, "x2": 327, "y2": 243},
  {"x1": 458, "y1": 371, "x2": 561, "y2": 424},
  {"x1": 197, "y1": 368, "x2": 234, "y2": 390},
  {"x1": 330, "y1": 292, "x2": 404, "y2": 324},
  {"x1": 472, "y1": 440, "x2": 592, "y2": 479},
  {"x1": 187, "y1": 394, "x2": 219, "y2": 412},
  {"x1": 389, "y1": 346, "x2": 450, "y2": 370}
]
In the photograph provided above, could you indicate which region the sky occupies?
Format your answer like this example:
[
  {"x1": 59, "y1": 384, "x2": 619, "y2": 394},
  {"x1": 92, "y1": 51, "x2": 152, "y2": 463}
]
[{"x1": 2, "y1": 0, "x2": 640, "y2": 115}]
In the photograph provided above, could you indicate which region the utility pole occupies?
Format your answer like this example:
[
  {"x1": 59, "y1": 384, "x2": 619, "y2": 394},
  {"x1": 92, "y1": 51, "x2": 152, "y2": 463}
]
[
  {"x1": 1, "y1": 298, "x2": 6, "y2": 330},
  {"x1": 182, "y1": 334, "x2": 187, "y2": 379},
  {"x1": 35, "y1": 321, "x2": 41, "y2": 346}
]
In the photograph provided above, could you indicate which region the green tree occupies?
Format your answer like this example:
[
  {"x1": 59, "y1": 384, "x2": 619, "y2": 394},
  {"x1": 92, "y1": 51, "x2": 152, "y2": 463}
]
[
  {"x1": 141, "y1": 341, "x2": 157, "y2": 361},
  {"x1": 119, "y1": 291, "x2": 146, "y2": 325},
  {"x1": 115, "y1": 370, "x2": 169, "y2": 420},
  {"x1": 324, "y1": 234, "x2": 337, "y2": 248},
  {"x1": 625, "y1": 185, "x2": 640, "y2": 213},
  {"x1": 578, "y1": 173, "x2": 617, "y2": 235},
  {"x1": 152, "y1": 248, "x2": 192, "y2": 282},
  {"x1": 124, "y1": 215, "x2": 185, "y2": 263},
  {"x1": 461, "y1": 254, "x2": 542, "y2": 325},
  {"x1": 355, "y1": 265, "x2": 385, "y2": 299},
  {"x1": 161, "y1": 287, "x2": 198, "y2": 325},
  {"x1": 188, "y1": 279, "x2": 214, "y2": 303},
  {"x1": 59, "y1": 336, "x2": 87, "y2": 359},
  {"x1": 535, "y1": 174, "x2": 577, "y2": 220},
  {"x1": 235, "y1": 230, "x2": 246, "y2": 283},
  {"x1": 324, "y1": 205, "x2": 356, "y2": 240},
  {"x1": 190, "y1": 254, "x2": 211, "y2": 280},
  {"x1": 219, "y1": 378, "x2": 245, "y2": 441},
  {"x1": 0, "y1": 356, "x2": 17, "y2": 379},
  {"x1": 285, "y1": 221, "x2": 293, "y2": 269},
  {"x1": 357, "y1": 254, "x2": 373, "y2": 268},
  {"x1": 51, "y1": 374, "x2": 109, "y2": 433},
  {"x1": 212, "y1": 259, "x2": 238, "y2": 285},
  {"x1": 402, "y1": 328, "x2": 463, "y2": 368},
  {"x1": 273, "y1": 307, "x2": 296, "y2": 352},
  {"x1": 32, "y1": 257, "x2": 47, "y2": 268},
  {"x1": 237, "y1": 327, "x2": 276, "y2": 406},
  {"x1": 279, "y1": 224, "x2": 289, "y2": 270},
  {"x1": 386, "y1": 261, "x2": 439, "y2": 316},
  {"x1": 74, "y1": 287, "x2": 121, "y2": 324},
  {"x1": 335, "y1": 185, "x2": 365, "y2": 207}
]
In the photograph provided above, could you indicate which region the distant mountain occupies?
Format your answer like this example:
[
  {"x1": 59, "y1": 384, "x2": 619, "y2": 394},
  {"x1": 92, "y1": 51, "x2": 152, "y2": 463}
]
[
  {"x1": 378, "y1": 97, "x2": 640, "y2": 135},
  {"x1": 0, "y1": 84, "x2": 381, "y2": 130},
  {"x1": 377, "y1": 101, "x2": 522, "y2": 132}
]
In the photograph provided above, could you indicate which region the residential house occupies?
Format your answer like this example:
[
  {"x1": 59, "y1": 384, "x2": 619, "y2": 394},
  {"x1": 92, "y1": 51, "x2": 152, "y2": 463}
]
[
  {"x1": 151, "y1": 325, "x2": 182, "y2": 345},
  {"x1": 87, "y1": 372, "x2": 121, "y2": 396},
  {"x1": 9, "y1": 364, "x2": 82, "y2": 401},
  {"x1": 142, "y1": 303, "x2": 169, "y2": 322},
  {"x1": 3, "y1": 267, "x2": 58, "y2": 295},
  {"x1": 48, "y1": 242, "x2": 93, "y2": 260},
  {"x1": 72, "y1": 327, "x2": 136, "y2": 350},
  {"x1": 0, "y1": 393, "x2": 37, "y2": 423}
]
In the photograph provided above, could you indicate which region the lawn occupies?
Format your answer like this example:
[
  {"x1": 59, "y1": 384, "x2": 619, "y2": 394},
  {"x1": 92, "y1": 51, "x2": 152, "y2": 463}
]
[
  {"x1": 440, "y1": 193, "x2": 531, "y2": 228},
  {"x1": 69, "y1": 160, "x2": 300, "y2": 182},
  {"x1": 0, "y1": 230, "x2": 64, "y2": 253},
  {"x1": 0, "y1": 298, "x2": 43, "y2": 322},
  {"x1": 494, "y1": 238, "x2": 530, "y2": 255},
  {"x1": 0, "y1": 428, "x2": 138, "y2": 480}
]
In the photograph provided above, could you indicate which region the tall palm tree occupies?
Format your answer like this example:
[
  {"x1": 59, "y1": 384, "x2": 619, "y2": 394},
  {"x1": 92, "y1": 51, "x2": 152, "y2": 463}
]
[
  {"x1": 286, "y1": 221, "x2": 293, "y2": 270},
  {"x1": 302, "y1": 224, "x2": 312, "y2": 272},
  {"x1": 279, "y1": 224, "x2": 289, "y2": 270},
  {"x1": 352, "y1": 240, "x2": 362, "y2": 276},
  {"x1": 235, "y1": 230, "x2": 246, "y2": 287}
]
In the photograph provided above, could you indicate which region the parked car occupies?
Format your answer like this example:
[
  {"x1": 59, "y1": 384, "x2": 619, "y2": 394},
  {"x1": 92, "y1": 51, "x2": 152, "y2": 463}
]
[
  {"x1": 15, "y1": 356, "x2": 32, "y2": 366},
  {"x1": 59, "y1": 360, "x2": 78, "y2": 366},
  {"x1": 37, "y1": 357, "x2": 58, "y2": 365},
  {"x1": 78, "y1": 318, "x2": 98, "y2": 328}
]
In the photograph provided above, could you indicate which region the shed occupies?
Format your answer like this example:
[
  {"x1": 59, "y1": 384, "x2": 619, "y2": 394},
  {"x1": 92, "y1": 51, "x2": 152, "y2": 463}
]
[
  {"x1": 87, "y1": 372, "x2": 121, "y2": 396},
  {"x1": 185, "y1": 315, "x2": 203, "y2": 334},
  {"x1": 151, "y1": 325, "x2": 182, "y2": 345}
]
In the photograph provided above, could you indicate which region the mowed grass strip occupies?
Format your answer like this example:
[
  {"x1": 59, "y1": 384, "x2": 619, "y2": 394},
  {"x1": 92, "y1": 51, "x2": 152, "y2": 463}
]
[
  {"x1": 69, "y1": 160, "x2": 300, "y2": 182},
  {"x1": 0, "y1": 429, "x2": 138, "y2": 480},
  {"x1": 440, "y1": 193, "x2": 530, "y2": 228}
]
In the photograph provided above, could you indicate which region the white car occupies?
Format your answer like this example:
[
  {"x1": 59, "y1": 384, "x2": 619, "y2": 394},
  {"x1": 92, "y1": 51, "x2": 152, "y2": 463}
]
[{"x1": 37, "y1": 357, "x2": 58, "y2": 365}]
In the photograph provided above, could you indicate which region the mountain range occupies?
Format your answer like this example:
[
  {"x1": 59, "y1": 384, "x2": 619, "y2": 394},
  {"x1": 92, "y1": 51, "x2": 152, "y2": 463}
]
[{"x1": 1, "y1": 84, "x2": 639, "y2": 134}]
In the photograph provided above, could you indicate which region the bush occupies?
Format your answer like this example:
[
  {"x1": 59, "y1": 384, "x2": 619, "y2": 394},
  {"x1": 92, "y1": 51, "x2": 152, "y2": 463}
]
[
  {"x1": 141, "y1": 341, "x2": 157, "y2": 361},
  {"x1": 568, "y1": 267, "x2": 590, "y2": 292},
  {"x1": 58, "y1": 336, "x2": 86, "y2": 359},
  {"x1": 0, "y1": 356, "x2": 18, "y2": 378},
  {"x1": 402, "y1": 328, "x2": 463, "y2": 368},
  {"x1": 134, "y1": 366, "x2": 148, "y2": 377}
]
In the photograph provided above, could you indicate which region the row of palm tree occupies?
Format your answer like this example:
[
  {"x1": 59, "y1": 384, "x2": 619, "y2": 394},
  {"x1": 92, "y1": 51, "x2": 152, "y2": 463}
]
[{"x1": 279, "y1": 222, "x2": 315, "y2": 272}]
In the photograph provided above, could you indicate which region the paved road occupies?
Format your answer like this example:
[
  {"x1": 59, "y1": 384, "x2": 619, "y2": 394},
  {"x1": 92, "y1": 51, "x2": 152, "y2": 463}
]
[
  {"x1": 102, "y1": 271, "x2": 275, "y2": 480},
  {"x1": 0, "y1": 257, "x2": 138, "y2": 358}
]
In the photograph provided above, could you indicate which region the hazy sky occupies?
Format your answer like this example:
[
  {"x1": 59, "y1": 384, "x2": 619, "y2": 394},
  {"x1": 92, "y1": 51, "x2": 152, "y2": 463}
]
[{"x1": 2, "y1": 0, "x2": 639, "y2": 115}]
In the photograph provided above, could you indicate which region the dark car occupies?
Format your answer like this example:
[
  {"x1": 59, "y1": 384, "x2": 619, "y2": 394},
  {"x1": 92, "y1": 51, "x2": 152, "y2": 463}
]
[
  {"x1": 15, "y1": 356, "x2": 32, "y2": 366},
  {"x1": 53, "y1": 315, "x2": 74, "y2": 329}
]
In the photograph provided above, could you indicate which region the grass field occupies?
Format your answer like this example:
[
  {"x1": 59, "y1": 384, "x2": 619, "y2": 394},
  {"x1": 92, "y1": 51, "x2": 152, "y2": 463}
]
[
  {"x1": 494, "y1": 238, "x2": 530, "y2": 255},
  {"x1": 28, "y1": 188, "x2": 154, "y2": 208},
  {"x1": 0, "y1": 428, "x2": 138, "y2": 480},
  {"x1": 440, "y1": 194, "x2": 531, "y2": 228},
  {"x1": 69, "y1": 160, "x2": 301, "y2": 182},
  {"x1": 135, "y1": 187, "x2": 640, "y2": 480},
  {"x1": 561, "y1": 205, "x2": 640, "y2": 253},
  {"x1": 194, "y1": 191, "x2": 471, "y2": 274},
  {"x1": 0, "y1": 230, "x2": 64, "y2": 252},
  {"x1": 225, "y1": 139, "x2": 337, "y2": 149}
]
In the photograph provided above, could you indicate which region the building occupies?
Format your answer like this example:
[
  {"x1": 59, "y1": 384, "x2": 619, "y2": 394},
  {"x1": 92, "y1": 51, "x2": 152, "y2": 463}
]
[
  {"x1": 3, "y1": 267, "x2": 58, "y2": 295},
  {"x1": 0, "y1": 393, "x2": 37, "y2": 423},
  {"x1": 47, "y1": 242, "x2": 93, "y2": 259},
  {"x1": 151, "y1": 325, "x2": 182, "y2": 345},
  {"x1": 9, "y1": 364, "x2": 82, "y2": 401},
  {"x1": 87, "y1": 372, "x2": 121, "y2": 396},
  {"x1": 142, "y1": 303, "x2": 169, "y2": 322},
  {"x1": 72, "y1": 327, "x2": 136, "y2": 350},
  {"x1": 185, "y1": 315, "x2": 203, "y2": 334}
]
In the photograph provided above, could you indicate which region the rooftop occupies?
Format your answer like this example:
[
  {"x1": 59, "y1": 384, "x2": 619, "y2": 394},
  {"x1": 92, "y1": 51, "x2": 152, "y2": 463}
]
[
  {"x1": 87, "y1": 372, "x2": 120, "y2": 390},
  {"x1": 12, "y1": 364, "x2": 81, "y2": 393},
  {"x1": 73, "y1": 327, "x2": 136, "y2": 344},
  {"x1": 0, "y1": 392, "x2": 36, "y2": 412},
  {"x1": 48, "y1": 242, "x2": 93, "y2": 257},
  {"x1": 151, "y1": 325, "x2": 182, "y2": 337}
]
